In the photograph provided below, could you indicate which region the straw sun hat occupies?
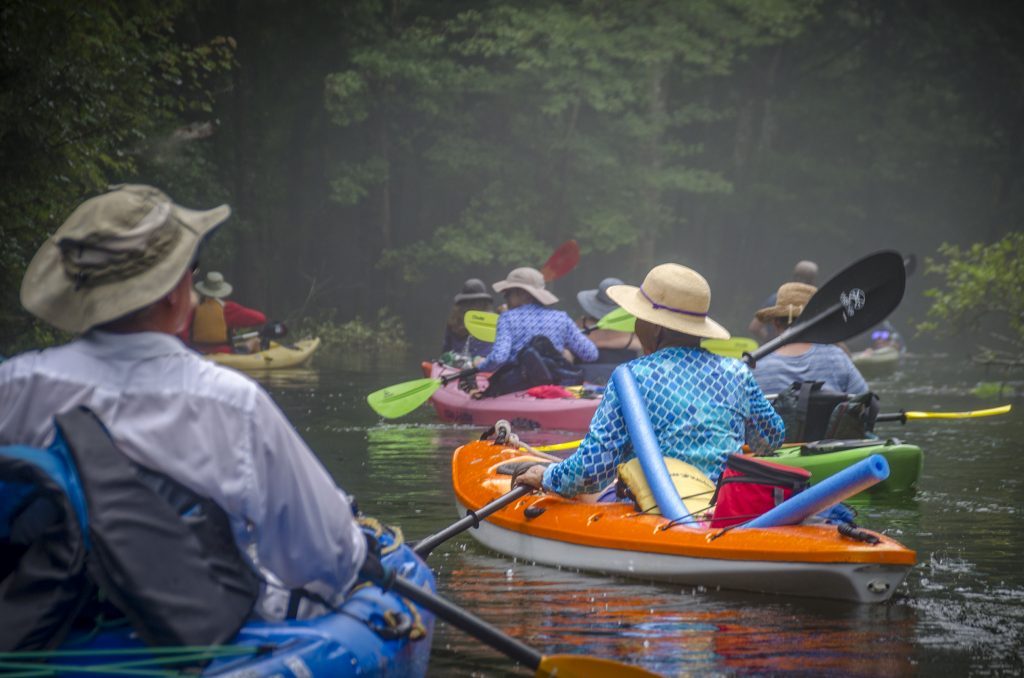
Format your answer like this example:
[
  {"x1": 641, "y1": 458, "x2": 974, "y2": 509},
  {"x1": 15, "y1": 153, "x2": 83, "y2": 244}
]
[
  {"x1": 755, "y1": 282, "x2": 817, "y2": 323},
  {"x1": 606, "y1": 264, "x2": 729, "y2": 340},
  {"x1": 492, "y1": 267, "x2": 558, "y2": 305},
  {"x1": 20, "y1": 184, "x2": 230, "y2": 333}
]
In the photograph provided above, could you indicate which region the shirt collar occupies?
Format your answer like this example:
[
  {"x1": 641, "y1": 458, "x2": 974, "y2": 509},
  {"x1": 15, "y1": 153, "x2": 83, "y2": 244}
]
[{"x1": 81, "y1": 330, "x2": 193, "y2": 361}]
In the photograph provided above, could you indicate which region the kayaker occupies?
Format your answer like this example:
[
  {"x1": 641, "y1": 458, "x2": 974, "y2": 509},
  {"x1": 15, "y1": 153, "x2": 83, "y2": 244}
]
[
  {"x1": 0, "y1": 185, "x2": 366, "y2": 622},
  {"x1": 751, "y1": 282, "x2": 869, "y2": 395},
  {"x1": 514, "y1": 263, "x2": 784, "y2": 495},
  {"x1": 181, "y1": 270, "x2": 267, "y2": 354},
  {"x1": 577, "y1": 276, "x2": 642, "y2": 360},
  {"x1": 441, "y1": 278, "x2": 494, "y2": 362},
  {"x1": 748, "y1": 260, "x2": 818, "y2": 342},
  {"x1": 475, "y1": 267, "x2": 598, "y2": 372}
]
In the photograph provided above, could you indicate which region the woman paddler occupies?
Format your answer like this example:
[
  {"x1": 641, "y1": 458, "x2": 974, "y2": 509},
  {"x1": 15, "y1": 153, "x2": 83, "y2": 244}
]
[{"x1": 514, "y1": 263, "x2": 785, "y2": 495}]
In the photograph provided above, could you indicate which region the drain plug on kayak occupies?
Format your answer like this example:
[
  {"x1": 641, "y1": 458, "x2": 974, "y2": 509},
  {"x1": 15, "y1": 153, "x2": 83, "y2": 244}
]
[{"x1": 867, "y1": 579, "x2": 891, "y2": 594}]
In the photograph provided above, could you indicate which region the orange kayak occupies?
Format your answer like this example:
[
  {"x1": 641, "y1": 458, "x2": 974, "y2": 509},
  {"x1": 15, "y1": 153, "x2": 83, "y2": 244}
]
[{"x1": 452, "y1": 440, "x2": 916, "y2": 603}]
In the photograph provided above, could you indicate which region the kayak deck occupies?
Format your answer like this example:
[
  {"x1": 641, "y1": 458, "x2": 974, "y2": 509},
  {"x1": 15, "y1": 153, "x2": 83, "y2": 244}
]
[
  {"x1": 452, "y1": 441, "x2": 915, "y2": 603},
  {"x1": 423, "y1": 362, "x2": 600, "y2": 431},
  {"x1": 207, "y1": 338, "x2": 321, "y2": 370},
  {"x1": 767, "y1": 440, "x2": 923, "y2": 493}
]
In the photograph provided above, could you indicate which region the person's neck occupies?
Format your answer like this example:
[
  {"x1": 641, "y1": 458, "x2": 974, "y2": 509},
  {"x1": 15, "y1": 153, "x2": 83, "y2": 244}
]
[{"x1": 775, "y1": 342, "x2": 813, "y2": 356}]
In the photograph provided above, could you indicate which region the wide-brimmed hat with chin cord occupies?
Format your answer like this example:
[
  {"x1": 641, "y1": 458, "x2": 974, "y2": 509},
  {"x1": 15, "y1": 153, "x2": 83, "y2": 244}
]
[
  {"x1": 606, "y1": 263, "x2": 730, "y2": 340},
  {"x1": 195, "y1": 271, "x2": 233, "y2": 299},
  {"x1": 492, "y1": 267, "x2": 558, "y2": 306},
  {"x1": 577, "y1": 277, "x2": 624, "y2": 320},
  {"x1": 453, "y1": 278, "x2": 492, "y2": 303},
  {"x1": 20, "y1": 184, "x2": 230, "y2": 333}
]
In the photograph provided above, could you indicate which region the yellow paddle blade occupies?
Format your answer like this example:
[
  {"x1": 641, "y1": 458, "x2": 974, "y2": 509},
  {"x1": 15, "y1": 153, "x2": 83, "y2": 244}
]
[
  {"x1": 464, "y1": 310, "x2": 497, "y2": 342},
  {"x1": 366, "y1": 377, "x2": 443, "y2": 418},
  {"x1": 595, "y1": 307, "x2": 636, "y2": 333},
  {"x1": 904, "y1": 404, "x2": 1011, "y2": 420},
  {"x1": 534, "y1": 440, "x2": 582, "y2": 453},
  {"x1": 536, "y1": 654, "x2": 662, "y2": 678},
  {"x1": 701, "y1": 336, "x2": 759, "y2": 358}
]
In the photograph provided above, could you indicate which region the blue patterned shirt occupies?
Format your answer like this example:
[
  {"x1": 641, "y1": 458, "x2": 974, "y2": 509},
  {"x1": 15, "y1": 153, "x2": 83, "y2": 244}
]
[
  {"x1": 753, "y1": 344, "x2": 868, "y2": 396},
  {"x1": 542, "y1": 347, "x2": 784, "y2": 496},
  {"x1": 477, "y1": 304, "x2": 598, "y2": 372}
]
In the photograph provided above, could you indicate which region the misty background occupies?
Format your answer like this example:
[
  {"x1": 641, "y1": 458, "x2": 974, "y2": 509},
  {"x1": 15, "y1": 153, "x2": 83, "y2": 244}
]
[{"x1": 2, "y1": 0, "x2": 1020, "y2": 355}]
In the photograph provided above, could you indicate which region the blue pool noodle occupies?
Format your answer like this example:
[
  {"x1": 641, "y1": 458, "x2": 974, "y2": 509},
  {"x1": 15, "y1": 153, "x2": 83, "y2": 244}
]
[
  {"x1": 611, "y1": 365, "x2": 690, "y2": 522},
  {"x1": 743, "y1": 454, "x2": 890, "y2": 528}
]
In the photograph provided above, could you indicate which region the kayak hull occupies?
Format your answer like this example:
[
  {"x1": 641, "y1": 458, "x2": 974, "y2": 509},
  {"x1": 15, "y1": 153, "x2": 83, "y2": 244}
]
[
  {"x1": 57, "y1": 540, "x2": 435, "y2": 677},
  {"x1": 452, "y1": 441, "x2": 915, "y2": 603},
  {"x1": 851, "y1": 346, "x2": 901, "y2": 372},
  {"x1": 768, "y1": 441, "x2": 923, "y2": 493},
  {"x1": 208, "y1": 338, "x2": 321, "y2": 370},
  {"x1": 424, "y1": 362, "x2": 600, "y2": 431}
]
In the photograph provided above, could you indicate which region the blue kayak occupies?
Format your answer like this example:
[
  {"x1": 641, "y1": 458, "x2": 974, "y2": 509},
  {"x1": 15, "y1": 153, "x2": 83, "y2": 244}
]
[{"x1": 50, "y1": 534, "x2": 436, "y2": 677}]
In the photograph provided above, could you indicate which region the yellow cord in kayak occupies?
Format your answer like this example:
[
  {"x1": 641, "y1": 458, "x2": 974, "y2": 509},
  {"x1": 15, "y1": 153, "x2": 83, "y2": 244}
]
[{"x1": 903, "y1": 404, "x2": 1011, "y2": 420}]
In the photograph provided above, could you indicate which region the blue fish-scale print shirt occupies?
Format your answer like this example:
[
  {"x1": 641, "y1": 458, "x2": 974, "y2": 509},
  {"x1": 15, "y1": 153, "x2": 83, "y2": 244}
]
[
  {"x1": 476, "y1": 304, "x2": 598, "y2": 372},
  {"x1": 542, "y1": 346, "x2": 785, "y2": 496}
]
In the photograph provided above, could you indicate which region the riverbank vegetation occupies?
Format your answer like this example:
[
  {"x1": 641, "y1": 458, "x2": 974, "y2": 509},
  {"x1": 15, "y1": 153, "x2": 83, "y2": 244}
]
[{"x1": 2, "y1": 1, "x2": 1022, "y2": 355}]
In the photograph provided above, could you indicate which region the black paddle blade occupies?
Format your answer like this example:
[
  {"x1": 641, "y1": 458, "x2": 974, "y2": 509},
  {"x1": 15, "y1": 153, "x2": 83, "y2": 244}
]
[{"x1": 751, "y1": 251, "x2": 906, "y2": 362}]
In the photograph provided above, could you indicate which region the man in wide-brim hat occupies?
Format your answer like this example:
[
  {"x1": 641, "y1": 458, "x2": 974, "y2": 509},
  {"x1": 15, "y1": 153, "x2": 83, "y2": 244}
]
[
  {"x1": 513, "y1": 263, "x2": 784, "y2": 497},
  {"x1": 0, "y1": 184, "x2": 367, "y2": 624},
  {"x1": 184, "y1": 270, "x2": 267, "y2": 354},
  {"x1": 751, "y1": 282, "x2": 868, "y2": 396}
]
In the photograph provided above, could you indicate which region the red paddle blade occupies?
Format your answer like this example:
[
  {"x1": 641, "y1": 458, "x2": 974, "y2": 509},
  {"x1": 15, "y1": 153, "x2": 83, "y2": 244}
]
[{"x1": 540, "y1": 240, "x2": 580, "y2": 282}]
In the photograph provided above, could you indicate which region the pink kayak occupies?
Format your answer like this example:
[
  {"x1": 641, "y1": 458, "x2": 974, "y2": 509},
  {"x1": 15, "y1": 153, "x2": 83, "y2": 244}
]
[{"x1": 421, "y1": 362, "x2": 601, "y2": 431}]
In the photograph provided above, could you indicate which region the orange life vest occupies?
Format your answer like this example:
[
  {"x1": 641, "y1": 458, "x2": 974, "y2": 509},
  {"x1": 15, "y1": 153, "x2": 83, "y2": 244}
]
[{"x1": 191, "y1": 299, "x2": 229, "y2": 345}]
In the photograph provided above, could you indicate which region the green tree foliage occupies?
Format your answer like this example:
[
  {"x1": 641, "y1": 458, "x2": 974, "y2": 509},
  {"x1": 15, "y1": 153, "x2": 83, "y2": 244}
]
[
  {"x1": 918, "y1": 233, "x2": 1024, "y2": 364},
  {"x1": 324, "y1": 0, "x2": 817, "y2": 282},
  {"x1": 0, "y1": 0, "x2": 233, "y2": 352}
]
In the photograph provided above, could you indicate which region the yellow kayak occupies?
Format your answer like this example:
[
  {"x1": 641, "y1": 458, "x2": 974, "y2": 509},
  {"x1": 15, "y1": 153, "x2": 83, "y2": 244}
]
[{"x1": 206, "y1": 338, "x2": 321, "y2": 370}]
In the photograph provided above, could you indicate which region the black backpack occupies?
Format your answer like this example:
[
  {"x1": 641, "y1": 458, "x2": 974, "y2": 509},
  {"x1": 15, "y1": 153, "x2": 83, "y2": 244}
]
[
  {"x1": 0, "y1": 407, "x2": 260, "y2": 650},
  {"x1": 481, "y1": 336, "x2": 584, "y2": 397},
  {"x1": 772, "y1": 381, "x2": 879, "y2": 443}
]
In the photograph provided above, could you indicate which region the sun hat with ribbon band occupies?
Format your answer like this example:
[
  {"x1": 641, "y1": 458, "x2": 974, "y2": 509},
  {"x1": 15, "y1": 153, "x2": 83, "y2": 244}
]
[
  {"x1": 577, "y1": 277, "x2": 624, "y2": 320},
  {"x1": 492, "y1": 267, "x2": 558, "y2": 306},
  {"x1": 606, "y1": 263, "x2": 730, "y2": 340},
  {"x1": 20, "y1": 184, "x2": 230, "y2": 333},
  {"x1": 755, "y1": 282, "x2": 817, "y2": 324},
  {"x1": 195, "y1": 271, "x2": 233, "y2": 299}
]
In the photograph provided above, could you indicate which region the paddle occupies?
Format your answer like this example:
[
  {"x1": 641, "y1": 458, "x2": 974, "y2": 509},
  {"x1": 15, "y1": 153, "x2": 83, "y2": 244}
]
[
  {"x1": 413, "y1": 484, "x2": 533, "y2": 558},
  {"x1": 366, "y1": 368, "x2": 477, "y2": 419},
  {"x1": 877, "y1": 404, "x2": 1011, "y2": 424},
  {"x1": 540, "y1": 240, "x2": 580, "y2": 282},
  {"x1": 360, "y1": 553, "x2": 658, "y2": 678}
]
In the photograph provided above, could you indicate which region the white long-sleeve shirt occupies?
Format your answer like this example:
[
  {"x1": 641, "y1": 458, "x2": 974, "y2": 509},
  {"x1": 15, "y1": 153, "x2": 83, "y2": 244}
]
[{"x1": 0, "y1": 331, "x2": 365, "y2": 617}]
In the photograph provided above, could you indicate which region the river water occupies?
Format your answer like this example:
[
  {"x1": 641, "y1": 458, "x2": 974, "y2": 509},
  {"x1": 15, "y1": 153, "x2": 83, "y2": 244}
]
[{"x1": 260, "y1": 354, "x2": 1022, "y2": 677}]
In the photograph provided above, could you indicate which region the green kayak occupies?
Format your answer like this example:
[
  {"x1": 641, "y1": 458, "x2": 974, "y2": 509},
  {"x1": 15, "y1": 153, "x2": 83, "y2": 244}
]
[{"x1": 765, "y1": 439, "x2": 923, "y2": 494}]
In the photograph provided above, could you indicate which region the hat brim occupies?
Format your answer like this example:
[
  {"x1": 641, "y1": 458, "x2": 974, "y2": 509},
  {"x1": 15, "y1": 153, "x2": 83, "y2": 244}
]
[
  {"x1": 606, "y1": 284, "x2": 730, "y2": 340},
  {"x1": 453, "y1": 292, "x2": 493, "y2": 303},
  {"x1": 492, "y1": 280, "x2": 558, "y2": 305},
  {"x1": 195, "y1": 280, "x2": 233, "y2": 299},
  {"x1": 576, "y1": 289, "x2": 617, "y2": 320},
  {"x1": 21, "y1": 204, "x2": 230, "y2": 333}
]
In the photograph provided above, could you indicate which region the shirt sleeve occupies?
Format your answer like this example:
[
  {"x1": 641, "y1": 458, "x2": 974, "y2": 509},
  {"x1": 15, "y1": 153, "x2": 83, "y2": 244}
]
[
  {"x1": 476, "y1": 312, "x2": 512, "y2": 372},
  {"x1": 840, "y1": 354, "x2": 869, "y2": 394},
  {"x1": 224, "y1": 301, "x2": 267, "y2": 329},
  {"x1": 542, "y1": 378, "x2": 628, "y2": 496},
  {"x1": 563, "y1": 314, "x2": 599, "y2": 363},
  {"x1": 248, "y1": 389, "x2": 366, "y2": 594},
  {"x1": 743, "y1": 369, "x2": 785, "y2": 454}
]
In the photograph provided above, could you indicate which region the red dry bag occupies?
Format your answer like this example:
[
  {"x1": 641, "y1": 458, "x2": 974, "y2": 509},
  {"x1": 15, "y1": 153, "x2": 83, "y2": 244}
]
[{"x1": 709, "y1": 454, "x2": 812, "y2": 528}]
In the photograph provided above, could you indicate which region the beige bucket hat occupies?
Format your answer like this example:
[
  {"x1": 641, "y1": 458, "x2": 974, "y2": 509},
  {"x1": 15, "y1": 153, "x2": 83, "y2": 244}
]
[
  {"x1": 20, "y1": 184, "x2": 230, "y2": 333},
  {"x1": 492, "y1": 267, "x2": 558, "y2": 305},
  {"x1": 755, "y1": 282, "x2": 817, "y2": 323},
  {"x1": 606, "y1": 263, "x2": 730, "y2": 340},
  {"x1": 195, "y1": 271, "x2": 233, "y2": 299}
]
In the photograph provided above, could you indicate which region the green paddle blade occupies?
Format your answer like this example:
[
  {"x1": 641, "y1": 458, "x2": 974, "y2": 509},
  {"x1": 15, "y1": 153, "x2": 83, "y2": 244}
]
[
  {"x1": 701, "y1": 336, "x2": 759, "y2": 358},
  {"x1": 367, "y1": 377, "x2": 443, "y2": 418},
  {"x1": 595, "y1": 307, "x2": 636, "y2": 333},
  {"x1": 464, "y1": 310, "x2": 497, "y2": 342}
]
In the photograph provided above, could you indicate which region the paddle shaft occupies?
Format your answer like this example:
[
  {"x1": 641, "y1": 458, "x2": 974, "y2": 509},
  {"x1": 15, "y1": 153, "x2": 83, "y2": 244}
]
[{"x1": 414, "y1": 485, "x2": 532, "y2": 558}]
